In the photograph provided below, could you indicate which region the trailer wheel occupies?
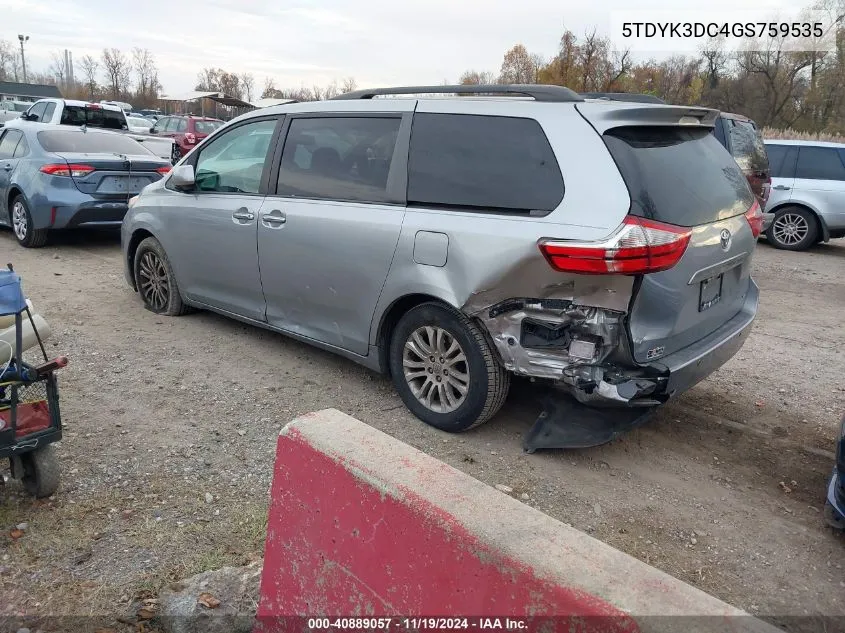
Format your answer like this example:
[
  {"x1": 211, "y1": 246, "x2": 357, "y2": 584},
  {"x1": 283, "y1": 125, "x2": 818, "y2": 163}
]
[{"x1": 20, "y1": 445, "x2": 60, "y2": 498}]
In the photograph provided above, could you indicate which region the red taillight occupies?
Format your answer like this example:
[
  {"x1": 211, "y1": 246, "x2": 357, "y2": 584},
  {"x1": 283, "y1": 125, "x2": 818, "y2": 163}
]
[
  {"x1": 156, "y1": 166, "x2": 172, "y2": 175},
  {"x1": 185, "y1": 132, "x2": 197, "y2": 144},
  {"x1": 40, "y1": 164, "x2": 95, "y2": 177},
  {"x1": 744, "y1": 200, "x2": 763, "y2": 238},
  {"x1": 539, "y1": 216, "x2": 692, "y2": 275}
]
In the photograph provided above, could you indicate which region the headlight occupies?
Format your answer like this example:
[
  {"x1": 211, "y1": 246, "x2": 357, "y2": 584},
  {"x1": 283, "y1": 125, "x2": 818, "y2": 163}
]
[{"x1": 128, "y1": 195, "x2": 139, "y2": 209}]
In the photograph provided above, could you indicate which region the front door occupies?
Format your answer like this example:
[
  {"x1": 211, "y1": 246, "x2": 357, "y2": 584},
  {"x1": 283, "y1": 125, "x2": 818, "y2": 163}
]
[
  {"x1": 764, "y1": 143, "x2": 796, "y2": 210},
  {"x1": 258, "y1": 112, "x2": 411, "y2": 355},
  {"x1": 155, "y1": 116, "x2": 281, "y2": 320},
  {"x1": 792, "y1": 145, "x2": 845, "y2": 229}
]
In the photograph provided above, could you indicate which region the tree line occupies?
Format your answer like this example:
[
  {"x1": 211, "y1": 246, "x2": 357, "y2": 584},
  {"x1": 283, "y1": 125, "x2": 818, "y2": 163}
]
[{"x1": 460, "y1": 17, "x2": 845, "y2": 134}]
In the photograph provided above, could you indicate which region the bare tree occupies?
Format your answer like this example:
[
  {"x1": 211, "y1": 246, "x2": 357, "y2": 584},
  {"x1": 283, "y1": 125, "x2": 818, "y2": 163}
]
[
  {"x1": 133, "y1": 48, "x2": 160, "y2": 103},
  {"x1": 459, "y1": 70, "x2": 497, "y2": 85},
  {"x1": 101, "y1": 48, "x2": 131, "y2": 99},
  {"x1": 49, "y1": 51, "x2": 69, "y2": 88},
  {"x1": 341, "y1": 76, "x2": 358, "y2": 93},
  {"x1": 0, "y1": 40, "x2": 16, "y2": 81},
  {"x1": 79, "y1": 55, "x2": 99, "y2": 100},
  {"x1": 239, "y1": 73, "x2": 255, "y2": 102}
]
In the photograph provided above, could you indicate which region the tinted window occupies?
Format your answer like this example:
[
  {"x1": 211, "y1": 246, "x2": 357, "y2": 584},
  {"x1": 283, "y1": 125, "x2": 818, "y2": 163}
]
[
  {"x1": 195, "y1": 120, "x2": 223, "y2": 134},
  {"x1": 765, "y1": 144, "x2": 789, "y2": 178},
  {"x1": 276, "y1": 117, "x2": 401, "y2": 203},
  {"x1": 194, "y1": 119, "x2": 277, "y2": 194},
  {"x1": 165, "y1": 118, "x2": 181, "y2": 132},
  {"x1": 728, "y1": 120, "x2": 768, "y2": 172},
  {"x1": 795, "y1": 146, "x2": 845, "y2": 181},
  {"x1": 604, "y1": 127, "x2": 754, "y2": 227},
  {"x1": 27, "y1": 102, "x2": 48, "y2": 122},
  {"x1": 13, "y1": 135, "x2": 29, "y2": 158},
  {"x1": 37, "y1": 130, "x2": 153, "y2": 155},
  {"x1": 42, "y1": 102, "x2": 56, "y2": 122},
  {"x1": 151, "y1": 118, "x2": 168, "y2": 133},
  {"x1": 60, "y1": 106, "x2": 125, "y2": 129},
  {"x1": 0, "y1": 130, "x2": 22, "y2": 158},
  {"x1": 408, "y1": 113, "x2": 563, "y2": 213}
]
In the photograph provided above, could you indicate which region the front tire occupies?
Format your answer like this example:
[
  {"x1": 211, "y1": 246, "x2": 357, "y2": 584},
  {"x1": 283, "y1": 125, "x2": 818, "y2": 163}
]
[
  {"x1": 388, "y1": 302, "x2": 510, "y2": 432},
  {"x1": 766, "y1": 207, "x2": 818, "y2": 251},
  {"x1": 133, "y1": 237, "x2": 189, "y2": 316},
  {"x1": 11, "y1": 195, "x2": 48, "y2": 248}
]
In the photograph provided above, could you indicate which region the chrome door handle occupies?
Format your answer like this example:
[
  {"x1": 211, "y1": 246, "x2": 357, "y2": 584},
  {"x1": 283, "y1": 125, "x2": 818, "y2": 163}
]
[
  {"x1": 772, "y1": 185, "x2": 791, "y2": 191},
  {"x1": 262, "y1": 210, "x2": 286, "y2": 227},
  {"x1": 3, "y1": 164, "x2": 11, "y2": 171},
  {"x1": 232, "y1": 209, "x2": 255, "y2": 223}
]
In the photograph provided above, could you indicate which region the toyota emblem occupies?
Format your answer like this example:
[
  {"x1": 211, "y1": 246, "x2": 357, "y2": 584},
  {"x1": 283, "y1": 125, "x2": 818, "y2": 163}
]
[{"x1": 720, "y1": 229, "x2": 732, "y2": 251}]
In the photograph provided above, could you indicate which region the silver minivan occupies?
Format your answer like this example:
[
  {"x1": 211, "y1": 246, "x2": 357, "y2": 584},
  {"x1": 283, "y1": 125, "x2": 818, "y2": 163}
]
[
  {"x1": 121, "y1": 85, "x2": 761, "y2": 435},
  {"x1": 763, "y1": 140, "x2": 845, "y2": 250}
]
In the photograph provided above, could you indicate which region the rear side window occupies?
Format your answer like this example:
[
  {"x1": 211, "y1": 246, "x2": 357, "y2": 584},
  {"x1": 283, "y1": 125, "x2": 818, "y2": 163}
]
[
  {"x1": 60, "y1": 106, "x2": 125, "y2": 130},
  {"x1": 37, "y1": 130, "x2": 153, "y2": 155},
  {"x1": 0, "y1": 130, "x2": 22, "y2": 158},
  {"x1": 407, "y1": 113, "x2": 563, "y2": 214},
  {"x1": 276, "y1": 116, "x2": 402, "y2": 203},
  {"x1": 765, "y1": 144, "x2": 789, "y2": 178},
  {"x1": 13, "y1": 135, "x2": 29, "y2": 157},
  {"x1": 795, "y1": 146, "x2": 845, "y2": 181},
  {"x1": 195, "y1": 120, "x2": 223, "y2": 134},
  {"x1": 728, "y1": 120, "x2": 768, "y2": 172},
  {"x1": 175, "y1": 119, "x2": 188, "y2": 132},
  {"x1": 604, "y1": 126, "x2": 754, "y2": 227}
]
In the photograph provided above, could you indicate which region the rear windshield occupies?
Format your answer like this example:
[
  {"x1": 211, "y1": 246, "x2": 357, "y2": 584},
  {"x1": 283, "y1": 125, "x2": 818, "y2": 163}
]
[
  {"x1": 728, "y1": 119, "x2": 769, "y2": 173},
  {"x1": 60, "y1": 105, "x2": 125, "y2": 130},
  {"x1": 604, "y1": 126, "x2": 755, "y2": 227},
  {"x1": 195, "y1": 120, "x2": 223, "y2": 134},
  {"x1": 37, "y1": 130, "x2": 153, "y2": 155}
]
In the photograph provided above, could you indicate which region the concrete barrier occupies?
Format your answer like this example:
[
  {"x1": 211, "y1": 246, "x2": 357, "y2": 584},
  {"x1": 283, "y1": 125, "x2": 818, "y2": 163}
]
[{"x1": 256, "y1": 409, "x2": 779, "y2": 633}]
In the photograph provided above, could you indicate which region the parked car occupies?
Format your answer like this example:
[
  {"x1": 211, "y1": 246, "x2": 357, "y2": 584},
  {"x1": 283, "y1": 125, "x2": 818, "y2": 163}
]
[
  {"x1": 712, "y1": 112, "x2": 771, "y2": 210},
  {"x1": 762, "y1": 140, "x2": 845, "y2": 251},
  {"x1": 19, "y1": 99, "x2": 175, "y2": 163},
  {"x1": 121, "y1": 84, "x2": 761, "y2": 434},
  {"x1": 137, "y1": 109, "x2": 163, "y2": 119},
  {"x1": 0, "y1": 101, "x2": 31, "y2": 125},
  {"x1": 0, "y1": 121, "x2": 171, "y2": 247},
  {"x1": 126, "y1": 116, "x2": 154, "y2": 134},
  {"x1": 826, "y1": 413, "x2": 845, "y2": 529},
  {"x1": 148, "y1": 115, "x2": 224, "y2": 161}
]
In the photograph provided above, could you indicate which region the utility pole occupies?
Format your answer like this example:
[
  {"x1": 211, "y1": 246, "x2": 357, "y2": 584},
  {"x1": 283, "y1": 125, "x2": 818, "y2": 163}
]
[{"x1": 17, "y1": 34, "x2": 29, "y2": 83}]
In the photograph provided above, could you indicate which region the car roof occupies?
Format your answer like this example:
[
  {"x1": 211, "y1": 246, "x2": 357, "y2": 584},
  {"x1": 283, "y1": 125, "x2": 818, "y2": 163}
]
[
  {"x1": 3, "y1": 120, "x2": 126, "y2": 137},
  {"x1": 764, "y1": 139, "x2": 845, "y2": 148}
]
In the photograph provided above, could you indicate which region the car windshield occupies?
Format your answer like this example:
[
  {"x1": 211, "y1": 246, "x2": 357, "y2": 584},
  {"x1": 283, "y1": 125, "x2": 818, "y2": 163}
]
[
  {"x1": 195, "y1": 120, "x2": 223, "y2": 134},
  {"x1": 37, "y1": 129, "x2": 154, "y2": 155}
]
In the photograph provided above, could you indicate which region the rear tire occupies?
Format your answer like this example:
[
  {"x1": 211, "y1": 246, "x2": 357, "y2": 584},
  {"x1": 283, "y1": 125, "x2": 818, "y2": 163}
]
[
  {"x1": 388, "y1": 302, "x2": 510, "y2": 432},
  {"x1": 824, "y1": 500, "x2": 845, "y2": 530},
  {"x1": 20, "y1": 445, "x2": 60, "y2": 498},
  {"x1": 766, "y1": 206, "x2": 818, "y2": 251},
  {"x1": 11, "y1": 195, "x2": 48, "y2": 248},
  {"x1": 133, "y1": 237, "x2": 190, "y2": 316}
]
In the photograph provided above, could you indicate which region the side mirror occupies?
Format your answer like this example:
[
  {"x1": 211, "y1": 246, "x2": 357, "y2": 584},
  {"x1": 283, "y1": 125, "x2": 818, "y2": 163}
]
[
  {"x1": 149, "y1": 127, "x2": 158, "y2": 134},
  {"x1": 169, "y1": 164, "x2": 195, "y2": 190}
]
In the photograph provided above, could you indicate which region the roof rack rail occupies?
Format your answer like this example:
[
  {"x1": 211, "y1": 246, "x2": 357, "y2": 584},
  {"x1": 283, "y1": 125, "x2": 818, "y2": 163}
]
[
  {"x1": 331, "y1": 84, "x2": 583, "y2": 103},
  {"x1": 581, "y1": 92, "x2": 666, "y2": 104}
]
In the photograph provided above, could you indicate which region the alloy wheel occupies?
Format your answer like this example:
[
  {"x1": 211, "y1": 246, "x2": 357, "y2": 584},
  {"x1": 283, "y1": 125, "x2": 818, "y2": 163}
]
[
  {"x1": 11, "y1": 201, "x2": 27, "y2": 241},
  {"x1": 772, "y1": 213, "x2": 809, "y2": 246},
  {"x1": 138, "y1": 250, "x2": 170, "y2": 311},
  {"x1": 402, "y1": 326, "x2": 470, "y2": 413}
]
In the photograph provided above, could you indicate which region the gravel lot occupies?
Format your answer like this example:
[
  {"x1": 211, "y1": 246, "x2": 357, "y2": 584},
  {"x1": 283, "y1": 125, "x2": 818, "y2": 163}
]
[{"x1": 1, "y1": 228, "x2": 843, "y2": 628}]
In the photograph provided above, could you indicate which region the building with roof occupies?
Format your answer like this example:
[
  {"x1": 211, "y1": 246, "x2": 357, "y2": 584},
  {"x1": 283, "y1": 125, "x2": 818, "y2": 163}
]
[{"x1": 0, "y1": 81, "x2": 63, "y2": 103}]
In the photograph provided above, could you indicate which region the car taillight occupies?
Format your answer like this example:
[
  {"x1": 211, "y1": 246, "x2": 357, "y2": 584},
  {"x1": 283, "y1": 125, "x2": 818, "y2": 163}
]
[
  {"x1": 539, "y1": 216, "x2": 692, "y2": 275},
  {"x1": 40, "y1": 164, "x2": 95, "y2": 177},
  {"x1": 156, "y1": 166, "x2": 172, "y2": 175},
  {"x1": 185, "y1": 132, "x2": 197, "y2": 144},
  {"x1": 745, "y1": 200, "x2": 763, "y2": 238}
]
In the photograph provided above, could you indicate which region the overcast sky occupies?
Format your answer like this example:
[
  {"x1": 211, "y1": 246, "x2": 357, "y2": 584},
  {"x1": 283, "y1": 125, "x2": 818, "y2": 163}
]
[{"x1": 5, "y1": 0, "x2": 799, "y2": 95}]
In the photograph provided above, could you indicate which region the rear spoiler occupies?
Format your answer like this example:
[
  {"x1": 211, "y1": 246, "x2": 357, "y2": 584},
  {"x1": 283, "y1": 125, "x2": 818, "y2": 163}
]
[
  {"x1": 575, "y1": 102, "x2": 718, "y2": 133},
  {"x1": 582, "y1": 92, "x2": 667, "y2": 104}
]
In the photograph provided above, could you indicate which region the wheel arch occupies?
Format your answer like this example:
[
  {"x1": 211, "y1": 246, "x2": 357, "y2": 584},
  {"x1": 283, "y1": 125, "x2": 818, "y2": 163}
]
[
  {"x1": 767, "y1": 201, "x2": 830, "y2": 242},
  {"x1": 125, "y1": 228, "x2": 157, "y2": 290}
]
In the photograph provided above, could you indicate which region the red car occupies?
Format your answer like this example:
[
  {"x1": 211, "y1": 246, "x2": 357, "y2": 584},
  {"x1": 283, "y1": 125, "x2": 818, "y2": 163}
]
[{"x1": 149, "y1": 115, "x2": 224, "y2": 161}]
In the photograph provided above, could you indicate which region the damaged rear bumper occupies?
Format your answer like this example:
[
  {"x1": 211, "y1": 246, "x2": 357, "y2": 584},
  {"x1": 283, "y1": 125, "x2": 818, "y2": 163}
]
[{"x1": 481, "y1": 280, "x2": 758, "y2": 407}]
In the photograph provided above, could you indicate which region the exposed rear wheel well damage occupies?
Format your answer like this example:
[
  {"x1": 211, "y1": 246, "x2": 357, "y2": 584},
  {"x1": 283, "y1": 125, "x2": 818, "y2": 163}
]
[{"x1": 126, "y1": 229, "x2": 155, "y2": 290}]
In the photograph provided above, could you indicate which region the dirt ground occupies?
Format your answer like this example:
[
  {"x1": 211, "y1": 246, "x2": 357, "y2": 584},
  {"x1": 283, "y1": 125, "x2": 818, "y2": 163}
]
[{"x1": 0, "y1": 228, "x2": 843, "y2": 628}]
